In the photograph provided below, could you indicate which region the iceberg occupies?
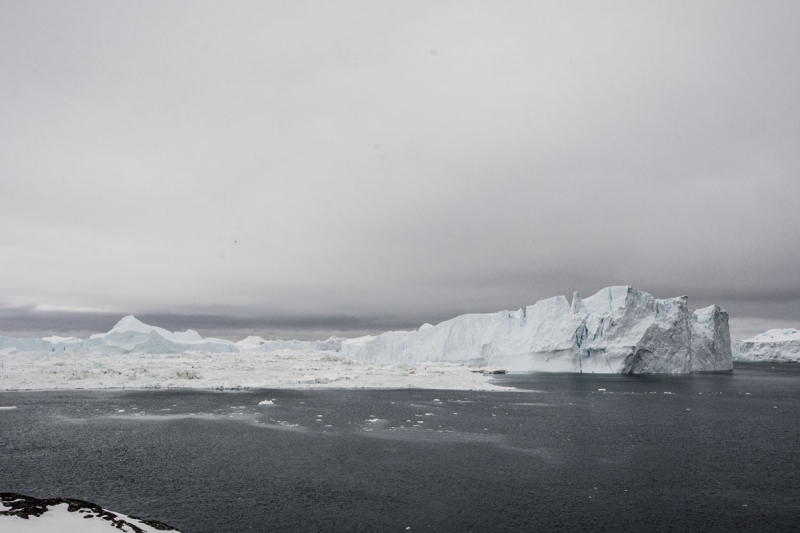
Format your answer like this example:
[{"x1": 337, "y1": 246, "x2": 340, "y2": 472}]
[
  {"x1": 82, "y1": 315, "x2": 238, "y2": 354},
  {"x1": 732, "y1": 328, "x2": 800, "y2": 362},
  {"x1": 1, "y1": 316, "x2": 342, "y2": 357},
  {"x1": 341, "y1": 286, "x2": 732, "y2": 374}
]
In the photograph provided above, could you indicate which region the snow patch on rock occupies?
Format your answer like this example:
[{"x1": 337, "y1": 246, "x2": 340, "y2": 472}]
[{"x1": 0, "y1": 492, "x2": 180, "y2": 532}]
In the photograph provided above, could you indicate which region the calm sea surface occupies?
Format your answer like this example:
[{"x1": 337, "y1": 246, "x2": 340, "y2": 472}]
[{"x1": 1, "y1": 363, "x2": 799, "y2": 532}]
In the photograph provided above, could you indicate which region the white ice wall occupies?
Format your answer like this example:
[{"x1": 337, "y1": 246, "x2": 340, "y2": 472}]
[
  {"x1": 690, "y1": 305, "x2": 733, "y2": 371},
  {"x1": 342, "y1": 286, "x2": 732, "y2": 374}
]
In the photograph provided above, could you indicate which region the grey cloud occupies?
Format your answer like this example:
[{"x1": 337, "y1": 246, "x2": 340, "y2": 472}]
[{"x1": 1, "y1": 1, "x2": 799, "y2": 335}]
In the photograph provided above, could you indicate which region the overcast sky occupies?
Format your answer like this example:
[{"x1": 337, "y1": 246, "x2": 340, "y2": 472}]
[{"x1": 1, "y1": 1, "x2": 799, "y2": 339}]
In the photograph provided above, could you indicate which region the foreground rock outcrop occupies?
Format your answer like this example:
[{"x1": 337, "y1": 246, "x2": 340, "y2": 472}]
[
  {"x1": 342, "y1": 286, "x2": 732, "y2": 374},
  {"x1": 0, "y1": 492, "x2": 179, "y2": 532}
]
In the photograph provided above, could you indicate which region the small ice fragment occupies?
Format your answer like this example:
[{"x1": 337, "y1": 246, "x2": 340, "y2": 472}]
[
  {"x1": 663, "y1": 392, "x2": 673, "y2": 395},
  {"x1": 0, "y1": 406, "x2": 18, "y2": 410},
  {"x1": 433, "y1": 399, "x2": 441, "y2": 402},
  {"x1": 317, "y1": 414, "x2": 323, "y2": 417},
  {"x1": 258, "y1": 400, "x2": 274, "y2": 405},
  {"x1": 598, "y1": 388, "x2": 606, "y2": 392},
  {"x1": 117, "y1": 409, "x2": 125, "y2": 413},
  {"x1": 425, "y1": 413, "x2": 433, "y2": 416}
]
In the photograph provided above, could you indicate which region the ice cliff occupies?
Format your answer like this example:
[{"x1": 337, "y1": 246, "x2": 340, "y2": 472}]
[
  {"x1": 732, "y1": 329, "x2": 800, "y2": 362},
  {"x1": 690, "y1": 305, "x2": 733, "y2": 371},
  {"x1": 341, "y1": 286, "x2": 732, "y2": 374}
]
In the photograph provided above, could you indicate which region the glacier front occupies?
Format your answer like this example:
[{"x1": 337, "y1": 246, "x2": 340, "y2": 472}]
[{"x1": 341, "y1": 286, "x2": 732, "y2": 374}]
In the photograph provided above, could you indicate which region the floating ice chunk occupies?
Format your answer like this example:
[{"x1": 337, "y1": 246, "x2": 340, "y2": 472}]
[{"x1": 258, "y1": 399, "x2": 274, "y2": 405}]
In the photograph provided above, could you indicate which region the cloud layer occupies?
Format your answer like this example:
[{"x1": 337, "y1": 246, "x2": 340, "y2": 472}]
[{"x1": 1, "y1": 1, "x2": 798, "y2": 335}]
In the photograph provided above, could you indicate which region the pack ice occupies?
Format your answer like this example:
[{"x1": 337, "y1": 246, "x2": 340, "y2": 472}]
[
  {"x1": 732, "y1": 329, "x2": 800, "y2": 363},
  {"x1": 342, "y1": 286, "x2": 732, "y2": 374}
]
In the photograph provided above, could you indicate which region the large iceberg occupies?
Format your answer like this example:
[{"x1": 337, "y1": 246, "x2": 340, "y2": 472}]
[
  {"x1": 341, "y1": 286, "x2": 732, "y2": 374},
  {"x1": 732, "y1": 329, "x2": 800, "y2": 362}
]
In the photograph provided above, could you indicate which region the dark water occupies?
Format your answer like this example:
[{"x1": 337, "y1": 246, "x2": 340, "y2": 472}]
[{"x1": 1, "y1": 363, "x2": 799, "y2": 532}]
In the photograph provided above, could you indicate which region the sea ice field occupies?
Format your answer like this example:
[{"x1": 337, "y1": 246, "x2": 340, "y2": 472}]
[
  {"x1": 1, "y1": 363, "x2": 798, "y2": 532},
  {"x1": 0, "y1": 347, "x2": 499, "y2": 392}
]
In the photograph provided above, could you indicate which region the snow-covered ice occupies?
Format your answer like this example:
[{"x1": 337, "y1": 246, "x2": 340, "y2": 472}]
[
  {"x1": 236, "y1": 335, "x2": 342, "y2": 352},
  {"x1": 0, "y1": 492, "x2": 179, "y2": 532},
  {"x1": 732, "y1": 328, "x2": 800, "y2": 362},
  {"x1": 342, "y1": 286, "x2": 732, "y2": 374}
]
